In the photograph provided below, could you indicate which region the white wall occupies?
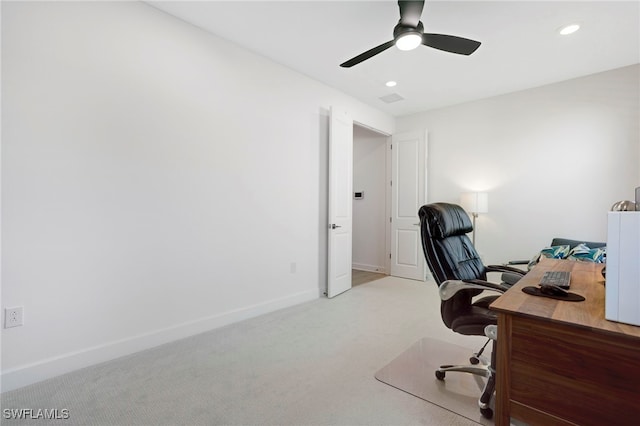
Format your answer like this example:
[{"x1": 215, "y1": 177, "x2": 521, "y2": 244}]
[
  {"x1": 397, "y1": 64, "x2": 640, "y2": 265},
  {"x1": 1, "y1": 1, "x2": 394, "y2": 390},
  {"x1": 352, "y1": 126, "x2": 388, "y2": 273}
]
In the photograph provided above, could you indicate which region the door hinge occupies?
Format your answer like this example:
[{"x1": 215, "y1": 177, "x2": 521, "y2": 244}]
[
  {"x1": 390, "y1": 144, "x2": 392, "y2": 150},
  {"x1": 390, "y1": 217, "x2": 392, "y2": 223},
  {"x1": 389, "y1": 253, "x2": 392, "y2": 259},
  {"x1": 390, "y1": 180, "x2": 392, "y2": 186}
]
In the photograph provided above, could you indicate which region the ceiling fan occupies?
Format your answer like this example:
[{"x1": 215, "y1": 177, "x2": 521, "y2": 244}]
[{"x1": 340, "y1": 0, "x2": 481, "y2": 68}]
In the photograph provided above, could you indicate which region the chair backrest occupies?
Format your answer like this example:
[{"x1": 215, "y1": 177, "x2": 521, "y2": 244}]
[{"x1": 418, "y1": 202, "x2": 487, "y2": 285}]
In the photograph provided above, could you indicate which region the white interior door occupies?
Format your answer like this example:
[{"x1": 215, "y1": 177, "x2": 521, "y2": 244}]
[
  {"x1": 327, "y1": 106, "x2": 353, "y2": 298},
  {"x1": 390, "y1": 131, "x2": 427, "y2": 281}
]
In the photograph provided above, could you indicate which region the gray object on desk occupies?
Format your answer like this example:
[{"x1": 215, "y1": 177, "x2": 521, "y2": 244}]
[{"x1": 502, "y1": 237, "x2": 606, "y2": 286}]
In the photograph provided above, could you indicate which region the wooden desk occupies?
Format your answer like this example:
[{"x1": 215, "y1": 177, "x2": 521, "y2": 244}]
[{"x1": 490, "y1": 258, "x2": 640, "y2": 426}]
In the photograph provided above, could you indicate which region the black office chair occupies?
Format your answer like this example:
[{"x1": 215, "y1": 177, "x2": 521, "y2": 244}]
[{"x1": 418, "y1": 202, "x2": 525, "y2": 419}]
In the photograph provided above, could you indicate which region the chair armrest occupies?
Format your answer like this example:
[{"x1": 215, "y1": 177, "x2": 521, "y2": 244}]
[
  {"x1": 486, "y1": 264, "x2": 527, "y2": 276},
  {"x1": 501, "y1": 272, "x2": 523, "y2": 286},
  {"x1": 439, "y1": 279, "x2": 509, "y2": 301},
  {"x1": 506, "y1": 260, "x2": 529, "y2": 265},
  {"x1": 485, "y1": 325, "x2": 497, "y2": 340}
]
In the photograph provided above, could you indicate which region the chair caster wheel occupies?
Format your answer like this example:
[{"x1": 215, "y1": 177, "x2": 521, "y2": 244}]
[
  {"x1": 435, "y1": 370, "x2": 445, "y2": 380},
  {"x1": 480, "y1": 407, "x2": 493, "y2": 419},
  {"x1": 469, "y1": 356, "x2": 480, "y2": 365}
]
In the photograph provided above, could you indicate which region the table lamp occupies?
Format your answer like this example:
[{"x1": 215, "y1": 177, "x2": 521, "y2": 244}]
[{"x1": 460, "y1": 192, "x2": 489, "y2": 246}]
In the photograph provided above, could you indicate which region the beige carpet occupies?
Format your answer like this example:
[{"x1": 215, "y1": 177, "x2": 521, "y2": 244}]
[
  {"x1": 2, "y1": 278, "x2": 482, "y2": 426},
  {"x1": 375, "y1": 337, "x2": 495, "y2": 425}
]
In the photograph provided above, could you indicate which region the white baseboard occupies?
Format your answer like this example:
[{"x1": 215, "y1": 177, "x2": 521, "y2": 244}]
[
  {"x1": 352, "y1": 263, "x2": 386, "y2": 273},
  {"x1": 1, "y1": 290, "x2": 318, "y2": 392}
]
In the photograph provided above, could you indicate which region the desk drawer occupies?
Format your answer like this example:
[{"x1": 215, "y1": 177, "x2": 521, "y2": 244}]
[{"x1": 509, "y1": 316, "x2": 640, "y2": 426}]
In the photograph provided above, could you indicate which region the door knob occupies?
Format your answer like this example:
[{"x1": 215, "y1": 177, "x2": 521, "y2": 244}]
[{"x1": 330, "y1": 224, "x2": 342, "y2": 229}]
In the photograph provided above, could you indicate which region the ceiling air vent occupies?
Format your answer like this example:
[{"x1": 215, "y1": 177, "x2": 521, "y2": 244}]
[{"x1": 379, "y1": 93, "x2": 404, "y2": 103}]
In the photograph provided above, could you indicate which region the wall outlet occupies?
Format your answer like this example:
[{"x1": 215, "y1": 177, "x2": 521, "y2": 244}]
[{"x1": 5, "y1": 307, "x2": 24, "y2": 328}]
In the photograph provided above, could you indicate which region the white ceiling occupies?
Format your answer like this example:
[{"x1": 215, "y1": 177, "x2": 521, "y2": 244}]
[{"x1": 149, "y1": 1, "x2": 640, "y2": 117}]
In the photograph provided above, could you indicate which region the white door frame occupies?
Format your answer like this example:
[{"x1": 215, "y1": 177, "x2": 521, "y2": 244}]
[{"x1": 327, "y1": 111, "x2": 421, "y2": 296}]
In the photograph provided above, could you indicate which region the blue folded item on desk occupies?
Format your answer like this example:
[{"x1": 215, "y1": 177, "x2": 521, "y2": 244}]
[
  {"x1": 527, "y1": 243, "x2": 606, "y2": 270},
  {"x1": 527, "y1": 245, "x2": 570, "y2": 269},
  {"x1": 567, "y1": 243, "x2": 606, "y2": 263}
]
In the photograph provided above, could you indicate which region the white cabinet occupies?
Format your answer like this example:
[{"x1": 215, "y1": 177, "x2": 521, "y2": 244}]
[{"x1": 606, "y1": 212, "x2": 640, "y2": 326}]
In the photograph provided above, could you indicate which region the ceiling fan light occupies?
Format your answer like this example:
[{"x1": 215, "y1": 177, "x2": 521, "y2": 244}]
[{"x1": 396, "y1": 33, "x2": 422, "y2": 51}]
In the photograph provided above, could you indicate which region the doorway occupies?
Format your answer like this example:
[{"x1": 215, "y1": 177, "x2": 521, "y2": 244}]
[
  {"x1": 323, "y1": 107, "x2": 427, "y2": 297},
  {"x1": 352, "y1": 124, "x2": 389, "y2": 285},
  {"x1": 352, "y1": 269, "x2": 386, "y2": 287}
]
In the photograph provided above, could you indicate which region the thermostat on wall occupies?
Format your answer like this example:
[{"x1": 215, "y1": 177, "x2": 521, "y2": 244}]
[{"x1": 354, "y1": 191, "x2": 364, "y2": 200}]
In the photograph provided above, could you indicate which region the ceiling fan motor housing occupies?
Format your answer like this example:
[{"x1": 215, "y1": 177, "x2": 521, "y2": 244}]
[{"x1": 393, "y1": 21, "x2": 424, "y2": 40}]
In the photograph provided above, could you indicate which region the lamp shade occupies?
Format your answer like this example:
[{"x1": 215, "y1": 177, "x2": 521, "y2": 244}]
[{"x1": 460, "y1": 192, "x2": 489, "y2": 214}]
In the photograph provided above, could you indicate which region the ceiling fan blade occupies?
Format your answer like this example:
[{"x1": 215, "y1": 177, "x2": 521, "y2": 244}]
[
  {"x1": 340, "y1": 40, "x2": 395, "y2": 68},
  {"x1": 398, "y1": 0, "x2": 425, "y2": 27},
  {"x1": 422, "y1": 33, "x2": 481, "y2": 55}
]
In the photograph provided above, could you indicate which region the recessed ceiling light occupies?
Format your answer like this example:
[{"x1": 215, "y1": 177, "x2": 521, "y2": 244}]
[
  {"x1": 385, "y1": 81, "x2": 397, "y2": 87},
  {"x1": 559, "y1": 24, "x2": 580, "y2": 35}
]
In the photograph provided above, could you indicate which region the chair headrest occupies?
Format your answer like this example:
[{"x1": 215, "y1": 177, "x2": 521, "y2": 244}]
[{"x1": 419, "y1": 203, "x2": 473, "y2": 239}]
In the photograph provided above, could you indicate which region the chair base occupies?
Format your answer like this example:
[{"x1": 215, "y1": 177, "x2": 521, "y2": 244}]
[
  {"x1": 435, "y1": 344, "x2": 496, "y2": 420},
  {"x1": 436, "y1": 363, "x2": 491, "y2": 378}
]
